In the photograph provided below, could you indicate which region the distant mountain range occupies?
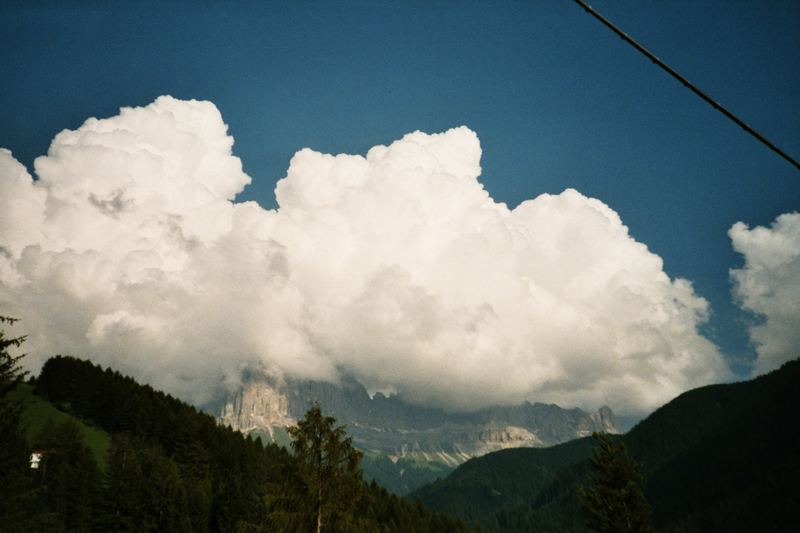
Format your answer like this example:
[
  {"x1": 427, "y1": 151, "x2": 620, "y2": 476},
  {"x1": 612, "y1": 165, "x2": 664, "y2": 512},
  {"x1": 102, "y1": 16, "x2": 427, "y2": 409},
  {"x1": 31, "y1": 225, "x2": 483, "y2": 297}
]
[
  {"x1": 411, "y1": 358, "x2": 800, "y2": 532},
  {"x1": 218, "y1": 374, "x2": 618, "y2": 494}
]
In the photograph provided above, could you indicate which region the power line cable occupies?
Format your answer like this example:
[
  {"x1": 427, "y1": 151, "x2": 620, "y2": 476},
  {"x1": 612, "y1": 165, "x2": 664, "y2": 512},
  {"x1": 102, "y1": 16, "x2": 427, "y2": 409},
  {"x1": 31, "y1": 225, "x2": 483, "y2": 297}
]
[{"x1": 573, "y1": 0, "x2": 800, "y2": 172}]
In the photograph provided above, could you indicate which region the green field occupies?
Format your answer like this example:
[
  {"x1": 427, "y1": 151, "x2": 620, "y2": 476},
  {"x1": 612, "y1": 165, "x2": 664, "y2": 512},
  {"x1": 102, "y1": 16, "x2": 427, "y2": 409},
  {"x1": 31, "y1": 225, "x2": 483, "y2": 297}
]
[{"x1": 10, "y1": 383, "x2": 111, "y2": 469}]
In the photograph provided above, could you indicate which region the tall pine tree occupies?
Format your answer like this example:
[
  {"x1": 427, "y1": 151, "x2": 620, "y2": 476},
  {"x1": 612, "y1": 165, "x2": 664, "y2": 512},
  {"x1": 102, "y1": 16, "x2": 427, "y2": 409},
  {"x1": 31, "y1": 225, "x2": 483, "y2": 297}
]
[
  {"x1": 577, "y1": 432, "x2": 653, "y2": 533},
  {"x1": 0, "y1": 316, "x2": 34, "y2": 532},
  {"x1": 276, "y1": 402, "x2": 364, "y2": 533}
]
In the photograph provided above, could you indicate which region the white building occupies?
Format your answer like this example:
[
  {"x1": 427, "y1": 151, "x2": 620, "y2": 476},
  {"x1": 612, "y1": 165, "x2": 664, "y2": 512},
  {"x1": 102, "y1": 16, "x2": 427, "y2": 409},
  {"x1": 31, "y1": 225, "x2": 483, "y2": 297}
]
[{"x1": 29, "y1": 451, "x2": 44, "y2": 469}]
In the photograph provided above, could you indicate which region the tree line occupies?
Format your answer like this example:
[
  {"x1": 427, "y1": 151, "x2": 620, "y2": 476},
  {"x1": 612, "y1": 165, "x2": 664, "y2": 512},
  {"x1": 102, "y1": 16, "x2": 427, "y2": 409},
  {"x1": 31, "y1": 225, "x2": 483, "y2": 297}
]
[
  {"x1": 0, "y1": 317, "x2": 471, "y2": 532},
  {"x1": 411, "y1": 355, "x2": 800, "y2": 532}
]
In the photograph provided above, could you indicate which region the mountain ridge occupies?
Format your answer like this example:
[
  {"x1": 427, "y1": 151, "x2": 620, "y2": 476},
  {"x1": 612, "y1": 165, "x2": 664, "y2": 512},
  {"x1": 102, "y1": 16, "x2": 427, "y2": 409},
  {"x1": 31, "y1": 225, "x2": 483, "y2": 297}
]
[
  {"x1": 218, "y1": 372, "x2": 617, "y2": 493},
  {"x1": 410, "y1": 358, "x2": 800, "y2": 532}
]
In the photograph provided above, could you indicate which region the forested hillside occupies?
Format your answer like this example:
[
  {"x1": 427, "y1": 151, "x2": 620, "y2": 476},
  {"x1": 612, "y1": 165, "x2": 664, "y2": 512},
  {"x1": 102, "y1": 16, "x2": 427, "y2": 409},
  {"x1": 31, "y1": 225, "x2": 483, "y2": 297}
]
[
  {"x1": 413, "y1": 359, "x2": 800, "y2": 532},
  {"x1": 1, "y1": 350, "x2": 471, "y2": 532},
  {"x1": 4, "y1": 309, "x2": 798, "y2": 533}
]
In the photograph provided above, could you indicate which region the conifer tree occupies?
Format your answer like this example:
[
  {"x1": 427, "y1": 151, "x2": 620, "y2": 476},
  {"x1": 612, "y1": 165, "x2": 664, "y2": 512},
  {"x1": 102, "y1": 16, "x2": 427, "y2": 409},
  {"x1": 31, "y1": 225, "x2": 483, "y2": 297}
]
[
  {"x1": 97, "y1": 433, "x2": 191, "y2": 533},
  {"x1": 0, "y1": 316, "x2": 33, "y2": 532},
  {"x1": 577, "y1": 432, "x2": 653, "y2": 533},
  {"x1": 282, "y1": 401, "x2": 363, "y2": 533},
  {"x1": 31, "y1": 419, "x2": 101, "y2": 532}
]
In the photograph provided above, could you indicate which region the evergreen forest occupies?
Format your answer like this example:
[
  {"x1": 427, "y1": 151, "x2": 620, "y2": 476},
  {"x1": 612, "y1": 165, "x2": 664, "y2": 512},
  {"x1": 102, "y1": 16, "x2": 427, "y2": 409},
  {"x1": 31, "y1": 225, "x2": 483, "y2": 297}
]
[
  {"x1": 411, "y1": 357, "x2": 800, "y2": 532},
  {"x1": 0, "y1": 317, "x2": 471, "y2": 533},
  {"x1": 3, "y1": 313, "x2": 798, "y2": 533}
]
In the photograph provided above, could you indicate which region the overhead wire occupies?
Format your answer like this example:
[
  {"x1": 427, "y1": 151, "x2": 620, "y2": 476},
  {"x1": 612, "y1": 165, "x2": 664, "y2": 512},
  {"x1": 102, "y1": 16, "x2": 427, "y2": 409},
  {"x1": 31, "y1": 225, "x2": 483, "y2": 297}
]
[{"x1": 572, "y1": 0, "x2": 800, "y2": 172}]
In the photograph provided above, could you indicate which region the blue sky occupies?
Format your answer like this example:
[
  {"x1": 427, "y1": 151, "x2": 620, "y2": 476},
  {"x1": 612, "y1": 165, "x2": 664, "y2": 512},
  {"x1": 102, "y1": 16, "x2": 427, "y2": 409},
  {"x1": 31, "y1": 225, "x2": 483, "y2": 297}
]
[{"x1": 2, "y1": 0, "x2": 798, "y2": 379}]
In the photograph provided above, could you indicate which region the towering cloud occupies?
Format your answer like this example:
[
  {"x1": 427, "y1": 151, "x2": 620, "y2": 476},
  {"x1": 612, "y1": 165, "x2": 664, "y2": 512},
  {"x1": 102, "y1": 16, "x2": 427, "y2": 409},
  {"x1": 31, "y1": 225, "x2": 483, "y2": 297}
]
[
  {"x1": 730, "y1": 213, "x2": 800, "y2": 375},
  {"x1": 0, "y1": 97, "x2": 728, "y2": 414}
]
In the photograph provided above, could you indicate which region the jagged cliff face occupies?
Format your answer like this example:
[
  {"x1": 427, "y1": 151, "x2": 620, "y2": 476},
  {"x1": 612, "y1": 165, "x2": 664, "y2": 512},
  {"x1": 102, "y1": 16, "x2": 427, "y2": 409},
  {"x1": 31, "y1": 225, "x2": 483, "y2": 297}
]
[
  {"x1": 219, "y1": 375, "x2": 618, "y2": 468},
  {"x1": 218, "y1": 377, "x2": 294, "y2": 440}
]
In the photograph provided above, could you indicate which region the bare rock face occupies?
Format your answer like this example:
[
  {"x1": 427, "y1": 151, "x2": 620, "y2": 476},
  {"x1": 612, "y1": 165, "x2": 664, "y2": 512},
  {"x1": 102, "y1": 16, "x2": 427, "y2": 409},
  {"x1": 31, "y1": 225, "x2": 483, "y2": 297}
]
[
  {"x1": 219, "y1": 377, "x2": 294, "y2": 438},
  {"x1": 219, "y1": 374, "x2": 618, "y2": 467}
]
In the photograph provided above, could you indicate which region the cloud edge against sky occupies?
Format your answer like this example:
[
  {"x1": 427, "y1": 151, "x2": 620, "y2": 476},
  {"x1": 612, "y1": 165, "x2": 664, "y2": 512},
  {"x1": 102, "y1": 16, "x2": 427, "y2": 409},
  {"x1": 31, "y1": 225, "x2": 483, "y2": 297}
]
[{"x1": 0, "y1": 96, "x2": 741, "y2": 416}]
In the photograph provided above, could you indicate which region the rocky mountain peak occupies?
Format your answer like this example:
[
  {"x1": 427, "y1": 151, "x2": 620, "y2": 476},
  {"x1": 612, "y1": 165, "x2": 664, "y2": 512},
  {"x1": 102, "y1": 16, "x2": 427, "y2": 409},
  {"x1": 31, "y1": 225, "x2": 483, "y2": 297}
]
[
  {"x1": 219, "y1": 376, "x2": 293, "y2": 435},
  {"x1": 219, "y1": 375, "x2": 618, "y2": 461}
]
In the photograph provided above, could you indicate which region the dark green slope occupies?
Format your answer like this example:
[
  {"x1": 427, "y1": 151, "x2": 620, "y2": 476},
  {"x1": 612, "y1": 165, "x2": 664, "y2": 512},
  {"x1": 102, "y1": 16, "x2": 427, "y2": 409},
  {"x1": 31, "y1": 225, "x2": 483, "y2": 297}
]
[
  {"x1": 412, "y1": 359, "x2": 800, "y2": 532},
  {"x1": 10, "y1": 383, "x2": 111, "y2": 468},
  {"x1": 11, "y1": 355, "x2": 472, "y2": 532},
  {"x1": 628, "y1": 358, "x2": 800, "y2": 531},
  {"x1": 411, "y1": 437, "x2": 594, "y2": 523}
]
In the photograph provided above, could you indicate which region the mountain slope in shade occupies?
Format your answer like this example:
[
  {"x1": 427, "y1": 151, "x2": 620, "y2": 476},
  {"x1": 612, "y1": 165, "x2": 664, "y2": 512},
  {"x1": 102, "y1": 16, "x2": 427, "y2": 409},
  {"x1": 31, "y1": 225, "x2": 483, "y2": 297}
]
[
  {"x1": 10, "y1": 383, "x2": 111, "y2": 469},
  {"x1": 411, "y1": 358, "x2": 800, "y2": 532},
  {"x1": 412, "y1": 437, "x2": 595, "y2": 524},
  {"x1": 219, "y1": 374, "x2": 617, "y2": 493},
  {"x1": 23, "y1": 355, "x2": 473, "y2": 532}
]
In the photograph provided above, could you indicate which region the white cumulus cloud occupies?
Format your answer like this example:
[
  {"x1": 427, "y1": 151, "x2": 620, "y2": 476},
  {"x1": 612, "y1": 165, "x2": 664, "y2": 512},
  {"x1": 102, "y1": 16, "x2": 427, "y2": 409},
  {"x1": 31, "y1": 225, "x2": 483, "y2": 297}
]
[
  {"x1": 730, "y1": 213, "x2": 800, "y2": 375},
  {"x1": 0, "y1": 96, "x2": 729, "y2": 414}
]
